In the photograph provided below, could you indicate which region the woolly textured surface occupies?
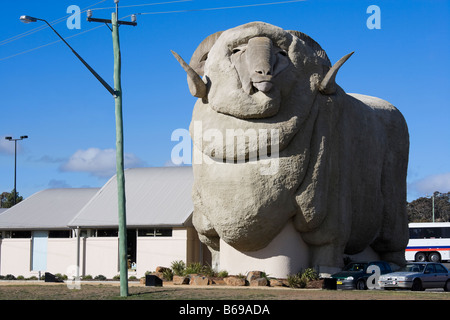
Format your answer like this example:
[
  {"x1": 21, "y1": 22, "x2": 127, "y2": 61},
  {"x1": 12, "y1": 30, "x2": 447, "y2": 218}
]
[{"x1": 176, "y1": 22, "x2": 409, "y2": 271}]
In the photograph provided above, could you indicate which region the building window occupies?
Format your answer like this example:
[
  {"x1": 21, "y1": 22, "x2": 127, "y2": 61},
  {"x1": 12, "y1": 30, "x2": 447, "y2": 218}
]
[
  {"x1": 49, "y1": 230, "x2": 71, "y2": 238},
  {"x1": 1, "y1": 230, "x2": 32, "y2": 238},
  {"x1": 96, "y1": 229, "x2": 118, "y2": 237},
  {"x1": 138, "y1": 228, "x2": 172, "y2": 237},
  {"x1": 409, "y1": 227, "x2": 450, "y2": 239},
  {"x1": 10, "y1": 231, "x2": 32, "y2": 238}
]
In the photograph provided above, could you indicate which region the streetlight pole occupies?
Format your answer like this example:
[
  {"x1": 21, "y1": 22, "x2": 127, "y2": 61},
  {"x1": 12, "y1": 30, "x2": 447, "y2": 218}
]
[
  {"x1": 432, "y1": 194, "x2": 435, "y2": 223},
  {"x1": 4, "y1": 136, "x2": 28, "y2": 205},
  {"x1": 21, "y1": 0, "x2": 137, "y2": 297},
  {"x1": 19, "y1": 15, "x2": 117, "y2": 97}
]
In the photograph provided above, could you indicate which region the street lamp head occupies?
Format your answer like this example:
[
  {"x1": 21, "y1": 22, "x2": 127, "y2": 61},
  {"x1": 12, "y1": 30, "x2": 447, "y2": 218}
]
[
  {"x1": 20, "y1": 136, "x2": 28, "y2": 139},
  {"x1": 20, "y1": 15, "x2": 38, "y2": 23},
  {"x1": 5, "y1": 137, "x2": 12, "y2": 140}
]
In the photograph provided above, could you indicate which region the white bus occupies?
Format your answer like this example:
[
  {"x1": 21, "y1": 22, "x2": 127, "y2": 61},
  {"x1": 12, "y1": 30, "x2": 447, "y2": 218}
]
[{"x1": 405, "y1": 222, "x2": 450, "y2": 262}]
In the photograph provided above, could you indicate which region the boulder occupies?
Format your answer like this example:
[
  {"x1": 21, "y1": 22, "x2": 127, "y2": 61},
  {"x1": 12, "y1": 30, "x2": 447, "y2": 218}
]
[
  {"x1": 155, "y1": 266, "x2": 170, "y2": 273},
  {"x1": 173, "y1": 275, "x2": 190, "y2": 285},
  {"x1": 189, "y1": 275, "x2": 211, "y2": 286},
  {"x1": 224, "y1": 276, "x2": 246, "y2": 286},
  {"x1": 249, "y1": 277, "x2": 268, "y2": 287},
  {"x1": 246, "y1": 271, "x2": 263, "y2": 282},
  {"x1": 268, "y1": 279, "x2": 285, "y2": 287}
]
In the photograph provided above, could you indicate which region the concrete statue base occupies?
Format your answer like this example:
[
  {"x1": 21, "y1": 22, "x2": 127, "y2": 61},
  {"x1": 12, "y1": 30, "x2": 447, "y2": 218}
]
[
  {"x1": 220, "y1": 220, "x2": 309, "y2": 278},
  {"x1": 219, "y1": 220, "x2": 383, "y2": 278}
]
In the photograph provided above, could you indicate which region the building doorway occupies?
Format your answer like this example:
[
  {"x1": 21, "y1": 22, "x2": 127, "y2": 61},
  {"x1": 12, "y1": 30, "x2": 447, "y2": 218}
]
[
  {"x1": 127, "y1": 229, "x2": 136, "y2": 271},
  {"x1": 31, "y1": 231, "x2": 48, "y2": 271}
]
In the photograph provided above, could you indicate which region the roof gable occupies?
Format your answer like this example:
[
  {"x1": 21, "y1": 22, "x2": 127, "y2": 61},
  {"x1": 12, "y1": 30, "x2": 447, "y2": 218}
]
[
  {"x1": 0, "y1": 188, "x2": 99, "y2": 230},
  {"x1": 68, "y1": 167, "x2": 194, "y2": 228}
]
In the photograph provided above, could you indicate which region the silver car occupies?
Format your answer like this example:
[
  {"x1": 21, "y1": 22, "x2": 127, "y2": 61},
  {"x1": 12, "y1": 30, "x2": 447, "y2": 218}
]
[{"x1": 378, "y1": 262, "x2": 450, "y2": 291}]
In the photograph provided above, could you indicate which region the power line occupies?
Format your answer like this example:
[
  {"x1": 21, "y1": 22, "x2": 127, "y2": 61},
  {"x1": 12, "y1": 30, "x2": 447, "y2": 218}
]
[
  {"x1": 0, "y1": 0, "x2": 305, "y2": 62},
  {"x1": 136, "y1": 0, "x2": 305, "y2": 15},
  {"x1": 0, "y1": 24, "x2": 106, "y2": 62},
  {"x1": 0, "y1": 0, "x2": 109, "y2": 47},
  {"x1": 0, "y1": 0, "x2": 190, "y2": 47},
  {"x1": 89, "y1": 0, "x2": 192, "y2": 11}
]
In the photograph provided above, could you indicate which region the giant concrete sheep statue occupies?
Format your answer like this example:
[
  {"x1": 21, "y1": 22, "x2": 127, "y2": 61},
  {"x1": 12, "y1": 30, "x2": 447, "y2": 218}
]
[{"x1": 172, "y1": 22, "x2": 409, "y2": 273}]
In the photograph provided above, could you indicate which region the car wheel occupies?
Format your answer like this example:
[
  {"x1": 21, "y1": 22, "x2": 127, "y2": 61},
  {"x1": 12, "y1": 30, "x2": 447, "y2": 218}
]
[
  {"x1": 411, "y1": 278, "x2": 424, "y2": 291},
  {"x1": 428, "y1": 252, "x2": 441, "y2": 262},
  {"x1": 444, "y1": 280, "x2": 450, "y2": 292},
  {"x1": 356, "y1": 279, "x2": 367, "y2": 290},
  {"x1": 415, "y1": 252, "x2": 427, "y2": 262}
]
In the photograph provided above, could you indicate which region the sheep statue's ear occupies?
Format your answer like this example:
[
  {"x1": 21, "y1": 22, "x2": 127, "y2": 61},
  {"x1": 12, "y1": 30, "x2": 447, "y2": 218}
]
[
  {"x1": 288, "y1": 30, "x2": 353, "y2": 95},
  {"x1": 189, "y1": 31, "x2": 223, "y2": 77}
]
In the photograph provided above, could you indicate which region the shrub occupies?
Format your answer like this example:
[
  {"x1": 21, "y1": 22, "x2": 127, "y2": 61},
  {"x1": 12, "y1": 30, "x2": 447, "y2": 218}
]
[
  {"x1": 302, "y1": 268, "x2": 319, "y2": 281},
  {"x1": 55, "y1": 273, "x2": 68, "y2": 280},
  {"x1": 128, "y1": 276, "x2": 137, "y2": 281},
  {"x1": 185, "y1": 262, "x2": 216, "y2": 276},
  {"x1": 217, "y1": 270, "x2": 229, "y2": 278},
  {"x1": 4, "y1": 274, "x2": 16, "y2": 280},
  {"x1": 171, "y1": 260, "x2": 186, "y2": 276},
  {"x1": 287, "y1": 268, "x2": 319, "y2": 288},
  {"x1": 161, "y1": 268, "x2": 173, "y2": 281},
  {"x1": 94, "y1": 274, "x2": 107, "y2": 281},
  {"x1": 184, "y1": 262, "x2": 201, "y2": 275},
  {"x1": 16, "y1": 275, "x2": 25, "y2": 280},
  {"x1": 82, "y1": 275, "x2": 93, "y2": 280},
  {"x1": 169, "y1": 260, "x2": 227, "y2": 278},
  {"x1": 113, "y1": 274, "x2": 120, "y2": 280},
  {"x1": 287, "y1": 272, "x2": 307, "y2": 288},
  {"x1": 200, "y1": 264, "x2": 216, "y2": 277}
]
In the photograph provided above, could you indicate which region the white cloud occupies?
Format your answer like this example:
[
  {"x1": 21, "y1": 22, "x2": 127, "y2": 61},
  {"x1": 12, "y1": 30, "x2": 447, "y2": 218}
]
[
  {"x1": 60, "y1": 148, "x2": 145, "y2": 178},
  {"x1": 409, "y1": 172, "x2": 450, "y2": 197}
]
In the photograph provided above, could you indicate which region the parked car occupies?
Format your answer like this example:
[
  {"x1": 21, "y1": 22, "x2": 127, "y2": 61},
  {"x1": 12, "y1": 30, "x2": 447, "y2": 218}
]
[
  {"x1": 378, "y1": 262, "x2": 450, "y2": 291},
  {"x1": 330, "y1": 261, "x2": 393, "y2": 290}
]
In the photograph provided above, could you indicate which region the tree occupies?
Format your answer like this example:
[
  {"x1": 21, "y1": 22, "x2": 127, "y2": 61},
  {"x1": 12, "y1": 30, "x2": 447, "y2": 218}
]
[
  {"x1": 0, "y1": 189, "x2": 24, "y2": 208},
  {"x1": 407, "y1": 191, "x2": 450, "y2": 222}
]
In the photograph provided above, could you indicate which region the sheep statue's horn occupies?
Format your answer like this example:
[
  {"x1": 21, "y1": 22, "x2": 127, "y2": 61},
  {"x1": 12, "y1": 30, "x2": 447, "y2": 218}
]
[
  {"x1": 319, "y1": 51, "x2": 354, "y2": 95},
  {"x1": 171, "y1": 50, "x2": 207, "y2": 98}
]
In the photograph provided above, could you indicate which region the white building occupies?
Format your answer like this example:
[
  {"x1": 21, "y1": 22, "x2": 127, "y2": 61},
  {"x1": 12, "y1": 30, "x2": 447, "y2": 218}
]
[{"x1": 0, "y1": 167, "x2": 208, "y2": 279}]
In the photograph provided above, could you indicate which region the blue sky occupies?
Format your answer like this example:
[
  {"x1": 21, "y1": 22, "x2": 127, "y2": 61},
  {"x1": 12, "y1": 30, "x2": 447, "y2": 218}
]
[{"x1": 0, "y1": 0, "x2": 449, "y2": 202}]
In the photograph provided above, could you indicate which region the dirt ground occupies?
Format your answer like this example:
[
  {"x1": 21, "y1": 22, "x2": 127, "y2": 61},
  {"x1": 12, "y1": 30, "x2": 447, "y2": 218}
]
[{"x1": 0, "y1": 280, "x2": 448, "y2": 300}]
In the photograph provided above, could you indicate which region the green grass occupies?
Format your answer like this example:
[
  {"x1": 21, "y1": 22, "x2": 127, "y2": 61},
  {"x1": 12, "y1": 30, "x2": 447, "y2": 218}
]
[{"x1": 0, "y1": 283, "x2": 448, "y2": 300}]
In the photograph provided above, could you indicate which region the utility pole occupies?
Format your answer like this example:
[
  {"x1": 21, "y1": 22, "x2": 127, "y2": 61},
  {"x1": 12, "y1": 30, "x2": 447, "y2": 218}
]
[
  {"x1": 21, "y1": 0, "x2": 136, "y2": 298},
  {"x1": 87, "y1": 0, "x2": 137, "y2": 297},
  {"x1": 112, "y1": 8, "x2": 128, "y2": 299}
]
